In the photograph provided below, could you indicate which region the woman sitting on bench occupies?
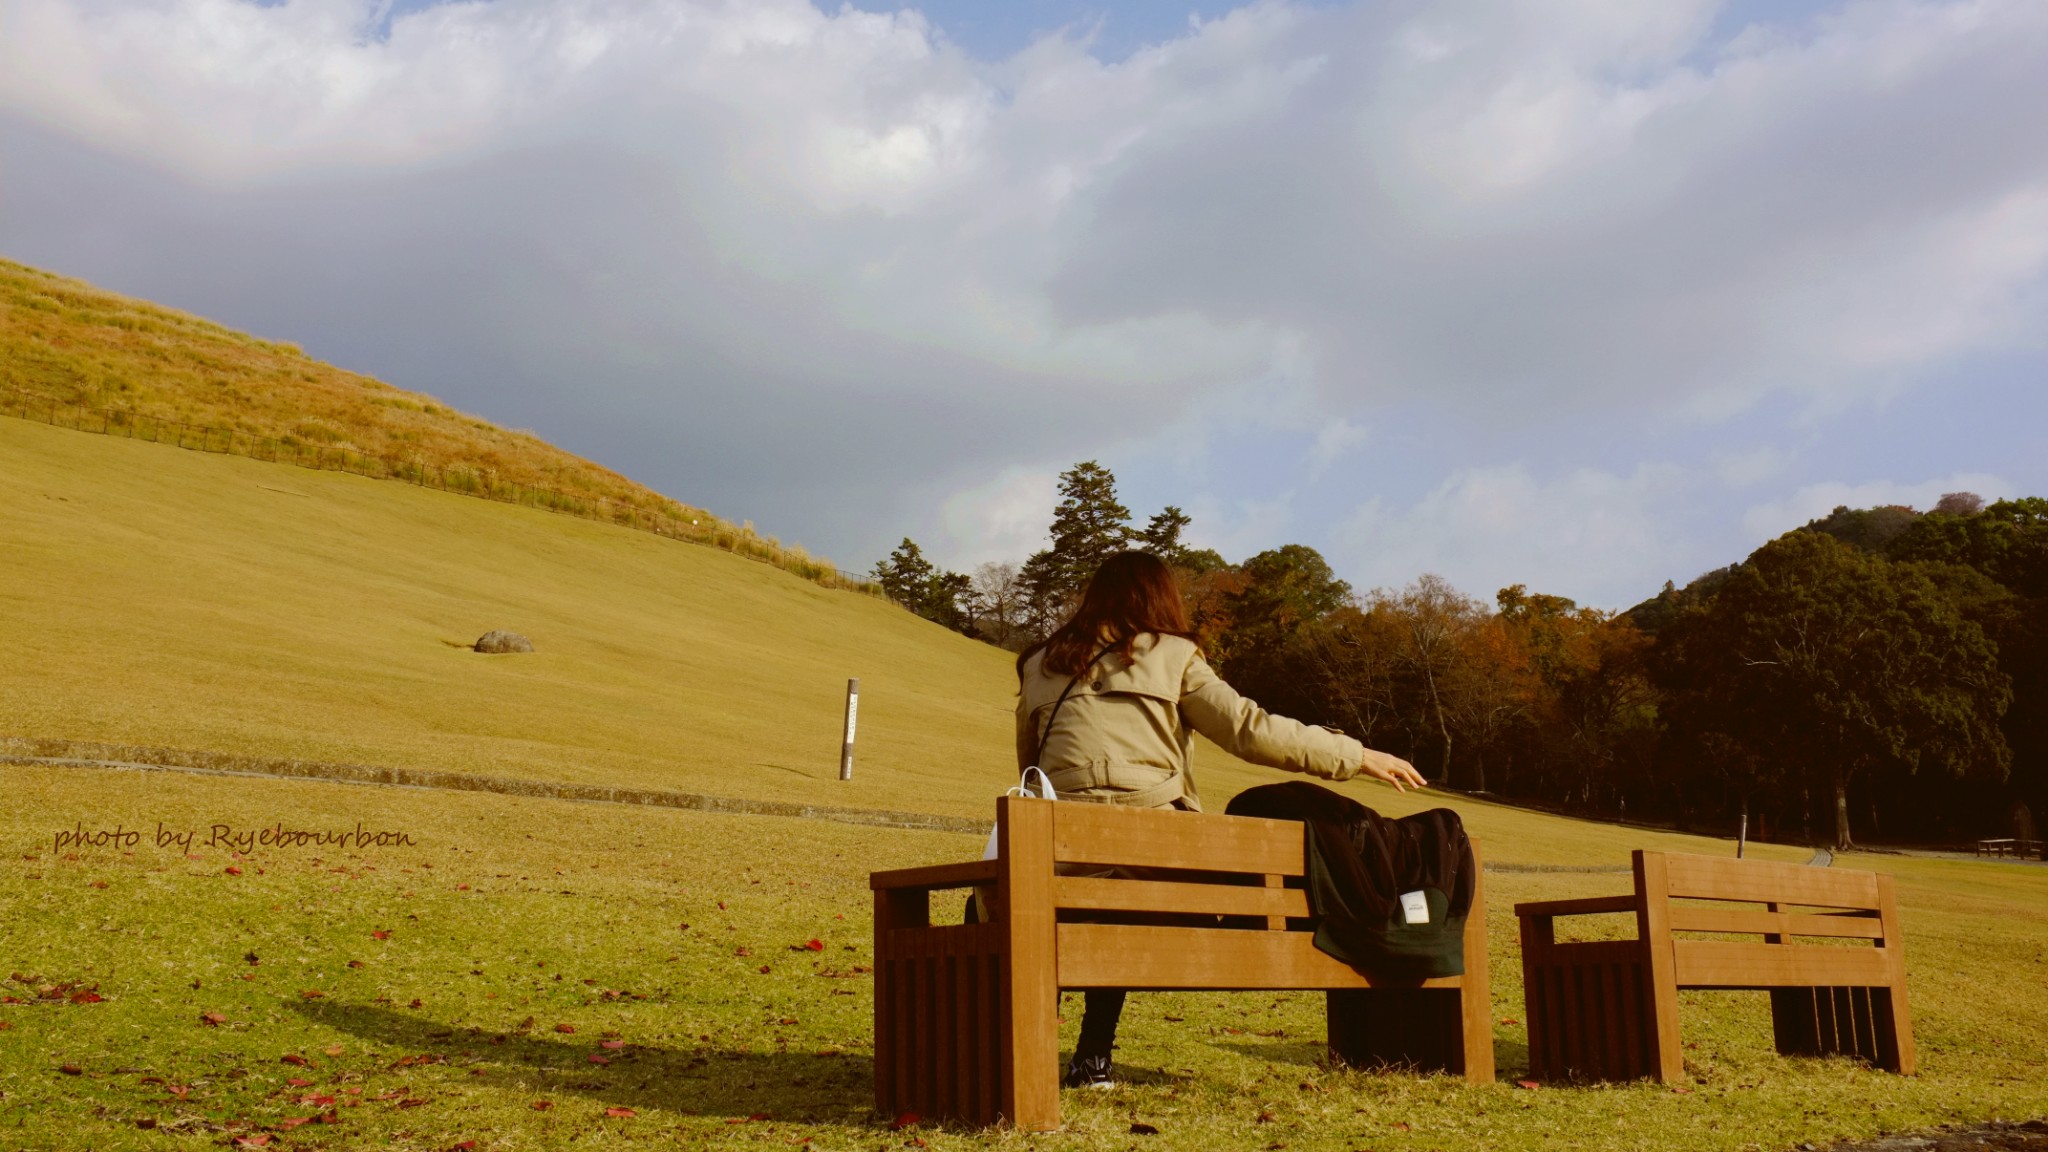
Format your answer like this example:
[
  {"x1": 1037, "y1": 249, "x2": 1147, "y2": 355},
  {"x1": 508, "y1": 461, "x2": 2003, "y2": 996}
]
[{"x1": 1015, "y1": 550, "x2": 1427, "y2": 1088}]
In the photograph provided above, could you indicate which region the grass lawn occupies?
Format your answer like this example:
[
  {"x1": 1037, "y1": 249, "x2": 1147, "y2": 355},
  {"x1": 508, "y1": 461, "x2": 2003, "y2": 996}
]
[
  {"x1": 7, "y1": 416, "x2": 2048, "y2": 1150},
  {"x1": 7, "y1": 764, "x2": 2046, "y2": 1152}
]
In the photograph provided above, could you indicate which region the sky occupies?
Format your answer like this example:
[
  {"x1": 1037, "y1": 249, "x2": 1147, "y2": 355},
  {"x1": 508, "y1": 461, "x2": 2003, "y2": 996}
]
[{"x1": 1, "y1": 0, "x2": 2043, "y2": 610}]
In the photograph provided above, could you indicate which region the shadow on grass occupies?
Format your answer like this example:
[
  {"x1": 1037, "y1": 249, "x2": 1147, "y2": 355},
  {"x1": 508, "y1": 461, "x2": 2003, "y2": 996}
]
[
  {"x1": 1210, "y1": 1039, "x2": 1330, "y2": 1067},
  {"x1": 285, "y1": 999, "x2": 873, "y2": 1124},
  {"x1": 1209, "y1": 1036, "x2": 1532, "y2": 1080}
]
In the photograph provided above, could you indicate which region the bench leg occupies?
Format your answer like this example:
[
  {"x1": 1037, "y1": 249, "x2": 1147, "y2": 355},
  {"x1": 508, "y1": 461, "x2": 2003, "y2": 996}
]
[
  {"x1": 1768, "y1": 984, "x2": 1913, "y2": 1074},
  {"x1": 1328, "y1": 988, "x2": 1464, "y2": 1073},
  {"x1": 1635, "y1": 852, "x2": 1686, "y2": 1084},
  {"x1": 875, "y1": 893, "x2": 1009, "y2": 1128},
  {"x1": 998, "y1": 798, "x2": 1060, "y2": 1131}
]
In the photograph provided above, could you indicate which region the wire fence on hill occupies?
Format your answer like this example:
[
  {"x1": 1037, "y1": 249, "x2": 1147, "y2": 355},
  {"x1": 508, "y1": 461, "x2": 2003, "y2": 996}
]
[{"x1": 1, "y1": 387, "x2": 876, "y2": 592}]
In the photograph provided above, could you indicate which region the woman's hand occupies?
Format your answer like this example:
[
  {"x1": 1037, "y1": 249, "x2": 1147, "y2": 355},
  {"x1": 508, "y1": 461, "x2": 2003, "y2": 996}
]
[{"x1": 1358, "y1": 749, "x2": 1426, "y2": 792}]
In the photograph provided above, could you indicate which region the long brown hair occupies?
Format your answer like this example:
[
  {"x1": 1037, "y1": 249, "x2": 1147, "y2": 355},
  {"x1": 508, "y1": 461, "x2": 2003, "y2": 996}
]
[{"x1": 1019, "y1": 551, "x2": 1195, "y2": 678}]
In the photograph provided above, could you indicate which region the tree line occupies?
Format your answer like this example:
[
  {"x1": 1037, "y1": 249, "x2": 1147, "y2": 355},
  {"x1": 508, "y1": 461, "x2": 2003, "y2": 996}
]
[{"x1": 875, "y1": 466, "x2": 2044, "y2": 850}]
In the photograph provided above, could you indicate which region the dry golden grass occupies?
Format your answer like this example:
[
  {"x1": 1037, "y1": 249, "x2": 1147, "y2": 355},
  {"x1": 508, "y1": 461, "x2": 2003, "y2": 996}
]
[{"x1": 0, "y1": 256, "x2": 867, "y2": 591}]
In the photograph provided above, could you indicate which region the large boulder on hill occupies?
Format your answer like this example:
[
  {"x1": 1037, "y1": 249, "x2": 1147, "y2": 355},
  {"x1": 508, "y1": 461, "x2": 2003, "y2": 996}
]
[{"x1": 474, "y1": 630, "x2": 534, "y2": 654}]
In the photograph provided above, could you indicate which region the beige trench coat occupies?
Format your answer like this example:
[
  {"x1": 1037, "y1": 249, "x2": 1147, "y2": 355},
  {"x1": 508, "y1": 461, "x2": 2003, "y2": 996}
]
[{"x1": 1015, "y1": 632, "x2": 1366, "y2": 812}]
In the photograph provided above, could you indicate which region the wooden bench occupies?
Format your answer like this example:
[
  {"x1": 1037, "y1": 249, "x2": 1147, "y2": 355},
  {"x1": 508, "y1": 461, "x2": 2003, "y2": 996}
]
[
  {"x1": 1515, "y1": 850, "x2": 1914, "y2": 1083},
  {"x1": 869, "y1": 796, "x2": 1493, "y2": 1131},
  {"x1": 1975, "y1": 838, "x2": 2044, "y2": 859}
]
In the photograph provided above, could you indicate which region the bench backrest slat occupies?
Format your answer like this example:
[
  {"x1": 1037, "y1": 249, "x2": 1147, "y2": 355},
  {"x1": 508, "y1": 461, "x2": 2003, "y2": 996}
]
[
  {"x1": 1670, "y1": 940, "x2": 1893, "y2": 988},
  {"x1": 1049, "y1": 803, "x2": 1305, "y2": 876},
  {"x1": 1664, "y1": 906, "x2": 1883, "y2": 939},
  {"x1": 1053, "y1": 875, "x2": 1310, "y2": 919},
  {"x1": 1656, "y1": 852, "x2": 1881, "y2": 910}
]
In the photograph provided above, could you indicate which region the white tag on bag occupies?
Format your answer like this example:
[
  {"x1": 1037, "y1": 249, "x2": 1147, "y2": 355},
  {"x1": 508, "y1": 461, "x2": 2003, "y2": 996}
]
[
  {"x1": 1400, "y1": 890, "x2": 1430, "y2": 925},
  {"x1": 981, "y1": 767, "x2": 1058, "y2": 861}
]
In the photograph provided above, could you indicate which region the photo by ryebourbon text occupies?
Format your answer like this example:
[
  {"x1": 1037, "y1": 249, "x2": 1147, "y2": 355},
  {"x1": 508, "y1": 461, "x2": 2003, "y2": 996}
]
[{"x1": 51, "y1": 821, "x2": 418, "y2": 855}]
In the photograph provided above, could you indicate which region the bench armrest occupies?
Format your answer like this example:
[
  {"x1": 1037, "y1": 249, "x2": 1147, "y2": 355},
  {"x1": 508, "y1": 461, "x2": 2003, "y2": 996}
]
[
  {"x1": 1514, "y1": 895, "x2": 1640, "y2": 919},
  {"x1": 870, "y1": 860, "x2": 998, "y2": 892}
]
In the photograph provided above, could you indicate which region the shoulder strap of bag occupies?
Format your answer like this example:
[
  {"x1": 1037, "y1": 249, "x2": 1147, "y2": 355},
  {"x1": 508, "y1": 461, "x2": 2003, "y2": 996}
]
[{"x1": 1034, "y1": 640, "x2": 1120, "y2": 755}]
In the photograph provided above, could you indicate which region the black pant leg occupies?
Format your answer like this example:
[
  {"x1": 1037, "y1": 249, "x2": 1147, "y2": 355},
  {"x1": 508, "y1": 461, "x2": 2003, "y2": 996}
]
[{"x1": 1075, "y1": 990, "x2": 1127, "y2": 1059}]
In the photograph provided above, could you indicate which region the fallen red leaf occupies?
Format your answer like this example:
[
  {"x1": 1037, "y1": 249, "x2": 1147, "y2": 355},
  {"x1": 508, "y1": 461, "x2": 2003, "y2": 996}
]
[
  {"x1": 408, "y1": 999, "x2": 423, "y2": 1009},
  {"x1": 1130, "y1": 1121, "x2": 1161, "y2": 1135},
  {"x1": 805, "y1": 939, "x2": 825, "y2": 952},
  {"x1": 58, "y1": 1064, "x2": 83, "y2": 1076},
  {"x1": 200, "y1": 1011, "x2": 227, "y2": 1026},
  {"x1": 757, "y1": 965, "x2": 771, "y2": 974},
  {"x1": 371, "y1": 930, "x2": 392, "y2": 940},
  {"x1": 750, "y1": 1112, "x2": 771, "y2": 1121},
  {"x1": 287, "y1": 1078, "x2": 314, "y2": 1088},
  {"x1": 530, "y1": 1100, "x2": 553, "y2": 1111},
  {"x1": 70, "y1": 990, "x2": 104, "y2": 1004},
  {"x1": 1500, "y1": 1018, "x2": 1521, "y2": 1026},
  {"x1": 456, "y1": 884, "x2": 470, "y2": 891},
  {"x1": 166, "y1": 1085, "x2": 190, "y2": 1099},
  {"x1": 298, "y1": 1094, "x2": 336, "y2": 1107},
  {"x1": 553, "y1": 1023, "x2": 576, "y2": 1034},
  {"x1": 1256, "y1": 1110, "x2": 1276, "y2": 1124},
  {"x1": 1516, "y1": 1079, "x2": 1540, "y2": 1090},
  {"x1": 323, "y1": 1044, "x2": 344, "y2": 1056},
  {"x1": 588, "y1": 1054, "x2": 609, "y2": 1065},
  {"x1": 734, "y1": 947, "x2": 752, "y2": 957},
  {"x1": 280, "y1": 1054, "x2": 311, "y2": 1067},
  {"x1": 300, "y1": 990, "x2": 325, "y2": 1000},
  {"x1": 717, "y1": 901, "x2": 728, "y2": 909},
  {"x1": 891, "y1": 1112, "x2": 921, "y2": 1130},
  {"x1": 604, "y1": 1107, "x2": 636, "y2": 1118},
  {"x1": 91, "y1": 879, "x2": 109, "y2": 889},
  {"x1": 600, "y1": 1040, "x2": 625, "y2": 1050},
  {"x1": 277, "y1": 1117, "x2": 314, "y2": 1130},
  {"x1": 1389, "y1": 1121, "x2": 1412, "y2": 1131}
]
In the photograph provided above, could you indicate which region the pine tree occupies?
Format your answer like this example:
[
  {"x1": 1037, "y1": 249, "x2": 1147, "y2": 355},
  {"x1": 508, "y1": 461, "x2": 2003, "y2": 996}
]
[
  {"x1": 872, "y1": 538, "x2": 937, "y2": 608},
  {"x1": 1138, "y1": 506, "x2": 1194, "y2": 567},
  {"x1": 1038, "y1": 461, "x2": 1132, "y2": 601}
]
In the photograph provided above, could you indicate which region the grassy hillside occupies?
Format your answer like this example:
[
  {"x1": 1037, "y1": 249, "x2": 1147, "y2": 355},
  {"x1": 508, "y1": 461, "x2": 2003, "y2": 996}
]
[
  {"x1": 0, "y1": 257, "x2": 861, "y2": 590},
  {"x1": 3, "y1": 412, "x2": 1796, "y2": 864}
]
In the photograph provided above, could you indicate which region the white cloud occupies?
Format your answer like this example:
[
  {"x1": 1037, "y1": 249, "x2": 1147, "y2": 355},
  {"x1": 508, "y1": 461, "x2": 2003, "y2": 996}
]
[
  {"x1": 1713, "y1": 445, "x2": 1789, "y2": 488},
  {"x1": 935, "y1": 466, "x2": 1060, "y2": 569},
  {"x1": 1333, "y1": 464, "x2": 1690, "y2": 608},
  {"x1": 1, "y1": 0, "x2": 2044, "y2": 572}
]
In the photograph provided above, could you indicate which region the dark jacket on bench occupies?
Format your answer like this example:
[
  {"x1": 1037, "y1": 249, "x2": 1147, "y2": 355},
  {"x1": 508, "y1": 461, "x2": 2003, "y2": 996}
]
[{"x1": 1226, "y1": 782, "x2": 1474, "y2": 980}]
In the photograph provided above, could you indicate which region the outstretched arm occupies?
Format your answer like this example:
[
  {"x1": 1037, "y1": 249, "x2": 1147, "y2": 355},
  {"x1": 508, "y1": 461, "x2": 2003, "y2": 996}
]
[{"x1": 1180, "y1": 652, "x2": 1414, "y2": 785}]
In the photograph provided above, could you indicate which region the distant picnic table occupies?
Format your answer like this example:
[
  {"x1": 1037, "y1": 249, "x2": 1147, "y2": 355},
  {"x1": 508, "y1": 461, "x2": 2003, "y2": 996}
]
[{"x1": 1974, "y1": 838, "x2": 2045, "y2": 859}]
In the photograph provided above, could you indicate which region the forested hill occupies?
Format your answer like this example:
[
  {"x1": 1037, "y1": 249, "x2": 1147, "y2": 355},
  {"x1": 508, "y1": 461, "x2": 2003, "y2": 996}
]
[{"x1": 877, "y1": 464, "x2": 2046, "y2": 852}]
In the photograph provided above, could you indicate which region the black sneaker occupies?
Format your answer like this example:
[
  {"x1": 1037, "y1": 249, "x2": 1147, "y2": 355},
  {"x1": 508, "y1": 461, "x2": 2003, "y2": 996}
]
[{"x1": 1061, "y1": 1053, "x2": 1115, "y2": 1089}]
